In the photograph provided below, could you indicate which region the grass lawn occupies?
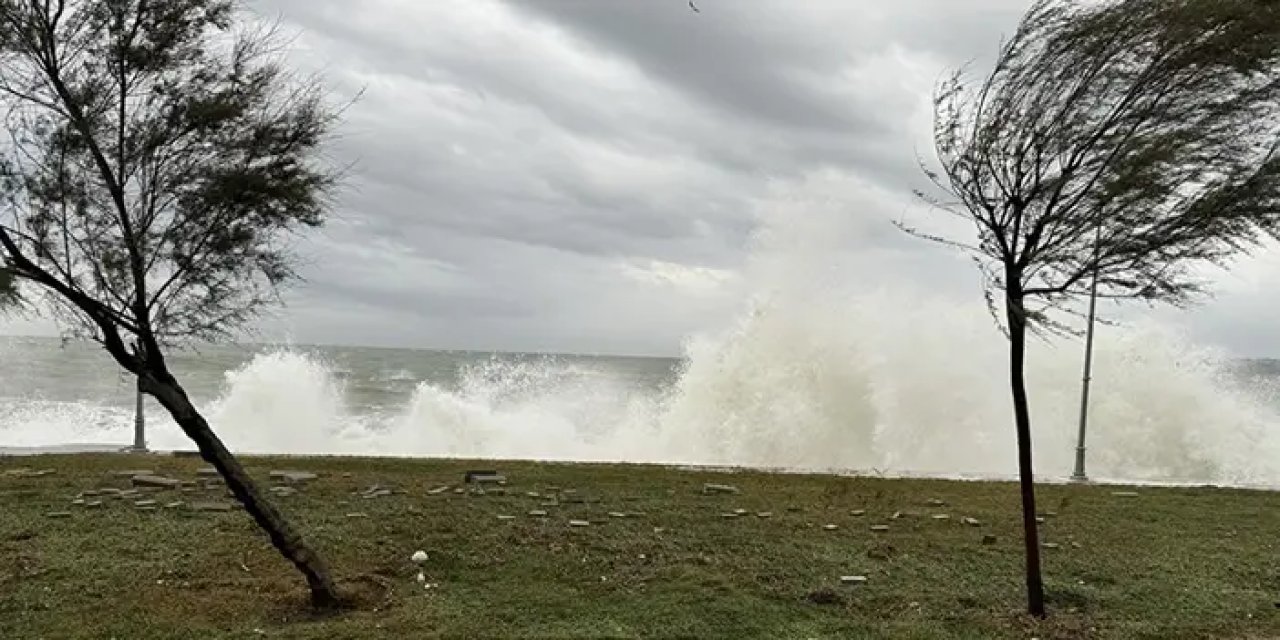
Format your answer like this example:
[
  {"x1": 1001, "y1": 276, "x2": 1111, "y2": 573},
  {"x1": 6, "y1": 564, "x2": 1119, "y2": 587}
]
[{"x1": 1, "y1": 453, "x2": 1278, "y2": 639}]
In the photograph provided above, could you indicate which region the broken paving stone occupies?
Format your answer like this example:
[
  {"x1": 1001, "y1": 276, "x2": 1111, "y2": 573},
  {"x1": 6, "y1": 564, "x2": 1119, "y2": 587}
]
[
  {"x1": 190, "y1": 502, "x2": 233, "y2": 512},
  {"x1": 840, "y1": 575, "x2": 868, "y2": 585},
  {"x1": 270, "y1": 471, "x2": 318, "y2": 483},
  {"x1": 427, "y1": 486, "x2": 450, "y2": 495},
  {"x1": 1111, "y1": 491, "x2": 1140, "y2": 498},
  {"x1": 131, "y1": 475, "x2": 180, "y2": 489},
  {"x1": 109, "y1": 469, "x2": 153, "y2": 477},
  {"x1": 870, "y1": 525, "x2": 890, "y2": 532},
  {"x1": 464, "y1": 471, "x2": 505, "y2": 484},
  {"x1": 569, "y1": 520, "x2": 590, "y2": 527},
  {"x1": 702, "y1": 483, "x2": 740, "y2": 495},
  {"x1": 528, "y1": 510, "x2": 548, "y2": 517},
  {"x1": 982, "y1": 534, "x2": 998, "y2": 545},
  {"x1": 46, "y1": 511, "x2": 72, "y2": 519},
  {"x1": 962, "y1": 517, "x2": 981, "y2": 526}
]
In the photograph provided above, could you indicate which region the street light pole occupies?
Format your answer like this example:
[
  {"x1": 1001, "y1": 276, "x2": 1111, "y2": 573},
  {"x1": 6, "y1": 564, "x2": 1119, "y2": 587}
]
[{"x1": 1071, "y1": 224, "x2": 1102, "y2": 482}]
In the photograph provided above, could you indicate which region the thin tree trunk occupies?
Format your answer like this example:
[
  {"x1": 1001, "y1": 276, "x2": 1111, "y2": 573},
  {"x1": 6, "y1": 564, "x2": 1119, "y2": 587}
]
[
  {"x1": 1006, "y1": 289, "x2": 1046, "y2": 618},
  {"x1": 139, "y1": 370, "x2": 342, "y2": 609},
  {"x1": 132, "y1": 378, "x2": 146, "y2": 452}
]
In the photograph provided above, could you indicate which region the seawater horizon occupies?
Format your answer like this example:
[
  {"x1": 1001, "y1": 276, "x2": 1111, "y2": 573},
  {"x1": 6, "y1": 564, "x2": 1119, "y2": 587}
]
[{"x1": 2, "y1": 305, "x2": 1280, "y2": 489}]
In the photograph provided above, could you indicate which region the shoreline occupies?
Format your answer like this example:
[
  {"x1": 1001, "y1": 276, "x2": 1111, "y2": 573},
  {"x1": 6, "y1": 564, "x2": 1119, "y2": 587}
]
[{"x1": 5, "y1": 442, "x2": 1277, "y2": 492}]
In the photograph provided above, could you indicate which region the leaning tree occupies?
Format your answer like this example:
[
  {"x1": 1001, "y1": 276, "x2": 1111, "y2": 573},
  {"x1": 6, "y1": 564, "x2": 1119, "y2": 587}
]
[
  {"x1": 903, "y1": 0, "x2": 1280, "y2": 617},
  {"x1": 0, "y1": 0, "x2": 345, "y2": 607}
]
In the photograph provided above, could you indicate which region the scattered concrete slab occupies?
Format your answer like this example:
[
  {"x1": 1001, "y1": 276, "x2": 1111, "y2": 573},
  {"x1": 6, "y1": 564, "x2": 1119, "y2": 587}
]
[
  {"x1": 528, "y1": 510, "x2": 548, "y2": 517},
  {"x1": 80, "y1": 490, "x2": 100, "y2": 497},
  {"x1": 46, "y1": 511, "x2": 71, "y2": 519},
  {"x1": 569, "y1": 520, "x2": 590, "y2": 527},
  {"x1": 1035, "y1": 517, "x2": 1046, "y2": 524},
  {"x1": 757, "y1": 512, "x2": 773, "y2": 518},
  {"x1": 345, "y1": 512, "x2": 368, "y2": 519},
  {"x1": 137, "y1": 506, "x2": 157, "y2": 512},
  {"x1": 164, "y1": 502, "x2": 184, "y2": 509},
  {"x1": 870, "y1": 525, "x2": 890, "y2": 532},
  {"x1": 190, "y1": 502, "x2": 233, "y2": 512},
  {"x1": 1042, "y1": 542, "x2": 1060, "y2": 549},
  {"x1": 70, "y1": 499, "x2": 85, "y2": 506},
  {"x1": 464, "y1": 471, "x2": 505, "y2": 484},
  {"x1": 270, "y1": 471, "x2": 318, "y2": 483},
  {"x1": 8, "y1": 468, "x2": 56, "y2": 477},
  {"x1": 720, "y1": 512, "x2": 741, "y2": 519},
  {"x1": 526, "y1": 491, "x2": 541, "y2": 498},
  {"x1": 982, "y1": 534, "x2": 998, "y2": 545},
  {"x1": 1111, "y1": 491, "x2": 1140, "y2": 498},
  {"x1": 962, "y1": 517, "x2": 981, "y2": 527},
  {"x1": 427, "y1": 486, "x2": 450, "y2": 495},
  {"x1": 411, "y1": 550, "x2": 428, "y2": 564},
  {"x1": 85, "y1": 500, "x2": 102, "y2": 508},
  {"x1": 131, "y1": 475, "x2": 180, "y2": 489},
  {"x1": 109, "y1": 469, "x2": 153, "y2": 477},
  {"x1": 608, "y1": 512, "x2": 628, "y2": 519},
  {"x1": 497, "y1": 515, "x2": 516, "y2": 521},
  {"x1": 927, "y1": 499, "x2": 947, "y2": 507},
  {"x1": 732, "y1": 508, "x2": 748, "y2": 516},
  {"x1": 134, "y1": 500, "x2": 158, "y2": 508},
  {"x1": 850, "y1": 509, "x2": 866, "y2": 516},
  {"x1": 823, "y1": 524, "x2": 839, "y2": 531},
  {"x1": 270, "y1": 486, "x2": 298, "y2": 497},
  {"x1": 197, "y1": 468, "x2": 220, "y2": 477},
  {"x1": 931, "y1": 514, "x2": 951, "y2": 520},
  {"x1": 702, "y1": 483, "x2": 740, "y2": 495},
  {"x1": 841, "y1": 575, "x2": 868, "y2": 585}
]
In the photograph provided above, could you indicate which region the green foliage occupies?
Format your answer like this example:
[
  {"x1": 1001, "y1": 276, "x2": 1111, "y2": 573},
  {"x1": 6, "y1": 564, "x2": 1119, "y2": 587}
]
[
  {"x1": 0, "y1": 0, "x2": 338, "y2": 353},
  {"x1": 910, "y1": 0, "x2": 1280, "y2": 330}
]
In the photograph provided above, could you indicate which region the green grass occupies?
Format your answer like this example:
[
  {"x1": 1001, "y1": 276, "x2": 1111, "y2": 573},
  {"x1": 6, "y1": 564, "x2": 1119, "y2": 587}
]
[{"x1": 2, "y1": 453, "x2": 1279, "y2": 639}]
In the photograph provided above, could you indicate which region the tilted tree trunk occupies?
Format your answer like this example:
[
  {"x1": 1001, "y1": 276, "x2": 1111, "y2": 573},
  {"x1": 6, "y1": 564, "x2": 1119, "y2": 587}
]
[
  {"x1": 138, "y1": 369, "x2": 342, "y2": 609},
  {"x1": 1005, "y1": 286, "x2": 1046, "y2": 618}
]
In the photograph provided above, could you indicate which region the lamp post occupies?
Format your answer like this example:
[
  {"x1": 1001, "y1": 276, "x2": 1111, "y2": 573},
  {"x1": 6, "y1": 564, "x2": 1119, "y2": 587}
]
[{"x1": 1071, "y1": 224, "x2": 1102, "y2": 482}]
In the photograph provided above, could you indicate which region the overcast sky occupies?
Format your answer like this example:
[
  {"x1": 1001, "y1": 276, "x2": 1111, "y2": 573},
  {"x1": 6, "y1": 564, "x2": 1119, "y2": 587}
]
[{"x1": 3, "y1": 0, "x2": 1279, "y2": 357}]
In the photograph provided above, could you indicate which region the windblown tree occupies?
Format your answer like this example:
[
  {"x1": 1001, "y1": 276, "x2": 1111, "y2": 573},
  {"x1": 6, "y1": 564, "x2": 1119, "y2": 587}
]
[
  {"x1": 904, "y1": 0, "x2": 1280, "y2": 618},
  {"x1": 0, "y1": 0, "x2": 345, "y2": 607}
]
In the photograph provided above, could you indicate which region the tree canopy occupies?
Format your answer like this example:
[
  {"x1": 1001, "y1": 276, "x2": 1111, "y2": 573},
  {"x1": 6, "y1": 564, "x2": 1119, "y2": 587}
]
[{"x1": 914, "y1": 0, "x2": 1280, "y2": 332}]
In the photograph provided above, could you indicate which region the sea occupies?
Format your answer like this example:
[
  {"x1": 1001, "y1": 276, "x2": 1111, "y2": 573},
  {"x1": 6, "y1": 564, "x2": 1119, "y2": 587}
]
[{"x1": 2, "y1": 305, "x2": 1280, "y2": 487}]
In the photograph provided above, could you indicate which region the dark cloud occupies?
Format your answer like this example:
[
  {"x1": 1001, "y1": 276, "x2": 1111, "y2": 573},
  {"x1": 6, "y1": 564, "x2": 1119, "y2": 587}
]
[{"x1": 3, "y1": 0, "x2": 1277, "y2": 357}]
